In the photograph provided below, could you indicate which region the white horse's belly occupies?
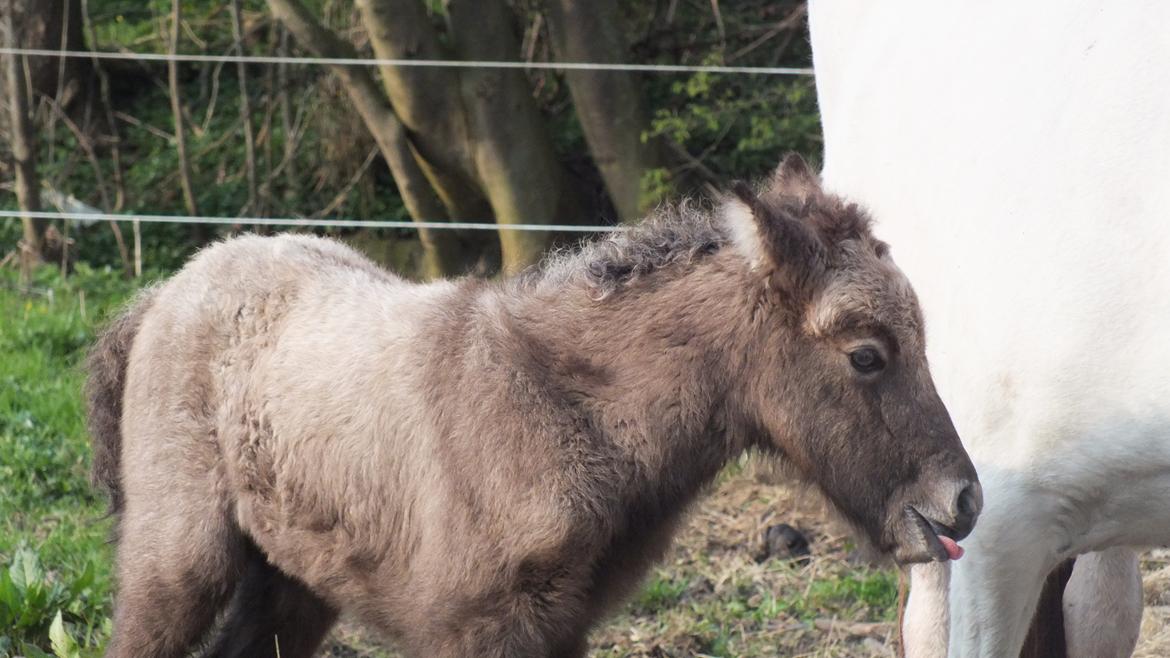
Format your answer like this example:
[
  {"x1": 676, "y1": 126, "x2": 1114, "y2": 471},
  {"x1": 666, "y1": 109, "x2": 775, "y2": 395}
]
[{"x1": 812, "y1": 0, "x2": 1170, "y2": 489}]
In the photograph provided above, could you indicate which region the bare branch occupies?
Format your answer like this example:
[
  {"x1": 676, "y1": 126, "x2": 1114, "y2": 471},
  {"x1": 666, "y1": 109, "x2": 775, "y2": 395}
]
[
  {"x1": 312, "y1": 146, "x2": 378, "y2": 218},
  {"x1": 167, "y1": 0, "x2": 198, "y2": 215},
  {"x1": 115, "y1": 110, "x2": 176, "y2": 143},
  {"x1": 198, "y1": 56, "x2": 226, "y2": 134},
  {"x1": 229, "y1": 0, "x2": 258, "y2": 215},
  {"x1": 727, "y1": 3, "x2": 806, "y2": 63},
  {"x1": 276, "y1": 24, "x2": 298, "y2": 193},
  {"x1": 41, "y1": 93, "x2": 111, "y2": 210},
  {"x1": 4, "y1": 3, "x2": 45, "y2": 259},
  {"x1": 546, "y1": 0, "x2": 661, "y2": 220},
  {"x1": 44, "y1": 0, "x2": 72, "y2": 171},
  {"x1": 81, "y1": 0, "x2": 126, "y2": 211},
  {"x1": 709, "y1": 0, "x2": 726, "y2": 46}
]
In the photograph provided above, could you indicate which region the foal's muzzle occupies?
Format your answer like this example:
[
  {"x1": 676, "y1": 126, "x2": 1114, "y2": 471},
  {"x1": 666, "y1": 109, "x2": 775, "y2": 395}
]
[{"x1": 895, "y1": 479, "x2": 983, "y2": 564}]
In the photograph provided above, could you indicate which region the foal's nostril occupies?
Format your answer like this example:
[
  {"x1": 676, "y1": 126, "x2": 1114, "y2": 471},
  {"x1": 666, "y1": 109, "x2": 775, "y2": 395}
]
[{"x1": 955, "y1": 481, "x2": 983, "y2": 528}]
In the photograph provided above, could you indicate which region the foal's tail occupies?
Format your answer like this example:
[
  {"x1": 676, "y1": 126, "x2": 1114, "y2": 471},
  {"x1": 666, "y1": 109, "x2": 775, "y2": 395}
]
[{"x1": 85, "y1": 287, "x2": 159, "y2": 515}]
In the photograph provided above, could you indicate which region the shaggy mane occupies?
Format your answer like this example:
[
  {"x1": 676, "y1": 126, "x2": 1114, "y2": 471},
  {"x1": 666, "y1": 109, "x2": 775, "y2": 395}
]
[
  {"x1": 521, "y1": 176, "x2": 878, "y2": 296},
  {"x1": 522, "y1": 200, "x2": 729, "y2": 296}
]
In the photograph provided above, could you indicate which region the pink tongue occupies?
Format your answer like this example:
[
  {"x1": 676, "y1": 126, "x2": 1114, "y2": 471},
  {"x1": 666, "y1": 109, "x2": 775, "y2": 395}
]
[{"x1": 939, "y1": 536, "x2": 964, "y2": 560}]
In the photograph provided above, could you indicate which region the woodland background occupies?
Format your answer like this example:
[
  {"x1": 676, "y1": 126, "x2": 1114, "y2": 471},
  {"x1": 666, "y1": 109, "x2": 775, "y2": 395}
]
[{"x1": 1, "y1": 0, "x2": 818, "y2": 278}]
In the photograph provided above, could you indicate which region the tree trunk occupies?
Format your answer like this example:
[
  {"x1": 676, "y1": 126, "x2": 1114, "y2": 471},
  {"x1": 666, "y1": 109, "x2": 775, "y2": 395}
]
[
  {"x1": 444, "y1": 0, "x2": 586, "y2": 271},
  {"x1": 271, "y1": 0, "x2": 591, "y2": 273},
  {"x1": 354, "y1": 0, "x2": 486, "y2": 221},
  {"x1": 357, "y1": 0, "x2": 588, "y2": 271},
  {"x1": 546, "y1": 0, "x2": 660, "y2": 222},
  {"x1": 229, "y1": 0, "x2": 258, "y2": 215},
  {"x1": 4, "y1": 3, "x2": 44, "y2": 260},
  {"x1": 266, "y1": 0, "x2": 463, "y2": 278},
  {"x1": 3, "y1": 0, "x2": 90, "y2": 109}
]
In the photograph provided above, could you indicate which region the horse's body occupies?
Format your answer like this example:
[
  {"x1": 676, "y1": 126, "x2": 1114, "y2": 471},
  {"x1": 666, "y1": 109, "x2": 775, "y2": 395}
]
[
  {"x1": 89, "y1": 161, "x2": 980, "y2": 658},
  {"x1": 810, "y1": 1, "x2": 1170, "y2": 655}
]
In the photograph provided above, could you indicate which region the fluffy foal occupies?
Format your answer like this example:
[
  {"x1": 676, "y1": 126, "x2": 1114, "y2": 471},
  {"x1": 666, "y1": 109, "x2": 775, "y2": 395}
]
[{"x1": 87, "y1": 156, "x2": 979, "y2": 657}]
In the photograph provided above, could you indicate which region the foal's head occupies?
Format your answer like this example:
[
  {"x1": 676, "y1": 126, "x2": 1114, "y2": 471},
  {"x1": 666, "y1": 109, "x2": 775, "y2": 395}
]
[{"x1": 728, "y1": 155, "x2": 980, "y2": 563}]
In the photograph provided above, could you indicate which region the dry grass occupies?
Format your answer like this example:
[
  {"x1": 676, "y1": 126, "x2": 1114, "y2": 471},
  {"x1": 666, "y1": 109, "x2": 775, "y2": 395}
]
[
  {"x1": 318, "y1": 461, "x2": 1170, "y2": 657},
  {"x1": 1136, "y1": 550, "x2": 1170, "y2": 657}
]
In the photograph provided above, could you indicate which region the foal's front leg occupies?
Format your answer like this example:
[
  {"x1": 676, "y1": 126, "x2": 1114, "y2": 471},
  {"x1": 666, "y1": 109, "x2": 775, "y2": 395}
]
[{"x1": 901, "y1": 562, "x2": 951, "y2": 658}]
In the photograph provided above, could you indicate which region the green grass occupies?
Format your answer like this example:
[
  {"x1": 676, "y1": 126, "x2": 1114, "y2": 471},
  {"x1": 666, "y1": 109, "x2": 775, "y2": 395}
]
[
  {"x1": 590, "y1": 560, "x2": 897, "y2": 657},
  {"x1": 0, "y1": 265, "x2": 142, "y2": 657},
  {"x1": 630, "y1": 571, "x2": 693, "y2": 616}
]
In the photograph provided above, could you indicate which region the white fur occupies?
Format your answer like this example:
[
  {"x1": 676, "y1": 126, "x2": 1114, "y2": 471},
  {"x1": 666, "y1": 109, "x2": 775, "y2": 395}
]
[
  {"x1": 809, "y1": 1, "x2": 1170, "y2": 656},
  {"x1": 1064, "y1": 547, "x2": 1143, "y2": 658},
  {"x1": 721, "y1": 198, "x2": 768, "y2": 269},
  {"x1": 903, "y1": 563, "x2": 951, "y2": 658}
]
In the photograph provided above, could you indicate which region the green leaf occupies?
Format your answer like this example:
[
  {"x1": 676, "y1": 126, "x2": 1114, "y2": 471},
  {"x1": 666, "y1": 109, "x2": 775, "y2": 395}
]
[
  {"x1": 10, "y1": 548, "x2": 43, "y2": 594},
  {"x1": 50, "y1": 610, "x2": 80, "y2": 658},
  {"x1": 0, "y1": 566, "x2": 19, "y2": 611},
  {"x1": 67, "y1": 560, "x2": 95, "y2": 599}
]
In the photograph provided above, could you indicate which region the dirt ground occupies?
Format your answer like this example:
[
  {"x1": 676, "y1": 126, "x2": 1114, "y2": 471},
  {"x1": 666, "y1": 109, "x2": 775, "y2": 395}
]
[{"x1": 317, "y1": 463, "x2": 1170, "y2": 657}]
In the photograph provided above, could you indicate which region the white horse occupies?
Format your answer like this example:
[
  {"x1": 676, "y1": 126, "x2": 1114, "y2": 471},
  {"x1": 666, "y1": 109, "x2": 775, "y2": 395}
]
[{"x1": 809, "y1": 1, "x2": 1170, "y2": 656}]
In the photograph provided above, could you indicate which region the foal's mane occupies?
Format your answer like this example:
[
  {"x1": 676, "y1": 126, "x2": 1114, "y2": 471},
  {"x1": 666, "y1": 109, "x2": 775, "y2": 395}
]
[
  {"x1": 519, "y1": 171, "x2": 877, "y2": 297},
  {"x1": 521, "y1": 200, "x2": 730, "y2": 297}
]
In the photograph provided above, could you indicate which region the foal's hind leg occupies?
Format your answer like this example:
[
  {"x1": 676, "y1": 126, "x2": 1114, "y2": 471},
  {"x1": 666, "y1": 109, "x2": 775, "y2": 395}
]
[
  {"x1": 104, "y1": 488, "x2": 246, "y2": 658},
  {"x1": 200, "y1": 548, "x2": 338, "y2": 658}
]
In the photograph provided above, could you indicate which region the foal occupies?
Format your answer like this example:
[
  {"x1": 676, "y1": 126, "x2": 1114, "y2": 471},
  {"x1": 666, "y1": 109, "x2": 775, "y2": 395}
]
[{"x1": 88, "y1": 155, "x2": 980, "y2": 657}]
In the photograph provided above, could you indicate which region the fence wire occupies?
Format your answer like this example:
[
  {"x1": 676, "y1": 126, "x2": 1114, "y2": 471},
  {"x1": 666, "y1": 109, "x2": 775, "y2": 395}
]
[
  {"x1": 0, "y1": 210, "x2": 626, "y2": 233},
  {"x1": 0, "y1": 47, "x2": 814, "y2": 76},
  {"x1": 2, "y1": 44, "x2": 805, "y2": 233}
]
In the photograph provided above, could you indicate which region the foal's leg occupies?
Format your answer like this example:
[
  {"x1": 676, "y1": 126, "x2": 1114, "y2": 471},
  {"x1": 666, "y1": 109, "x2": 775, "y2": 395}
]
[
  {"x1": 104, "y1": 486, "x2": 246, "y2": 658},
  {"x1": 1063, "y1": 547, "x2": 1143, "y2": 658},
  {"x1": 425, "y1": 631, "x2": 588, "y2": 658},
  {"x1": 200, "y1": 549, "x2": 338, "y2": 658},
  {"x1": 901, "y1": 562, "x2": 951, "y2": 658},
  {"x1": 408, "y1": 591, "x2": 590, "y2": 658}
]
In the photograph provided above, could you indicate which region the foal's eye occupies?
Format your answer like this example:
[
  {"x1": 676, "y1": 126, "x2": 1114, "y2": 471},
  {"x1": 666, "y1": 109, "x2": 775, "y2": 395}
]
[{"x1": 849, "y1": 347, "x2": 886, "y2": 374}]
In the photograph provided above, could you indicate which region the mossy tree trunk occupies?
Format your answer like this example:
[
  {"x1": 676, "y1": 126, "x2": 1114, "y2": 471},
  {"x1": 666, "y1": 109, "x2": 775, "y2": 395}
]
[
  {"x1": 353, "y1": 0, "x2": 587, "y2": 272},
  {"x1": 443, "y1": 0, "x2": 580, "y2": 272},
  {"x1": 266, "y1": 0, "x2": 463, "y2": 278},
  {"x1": 267, "y1": 0, "x2": 663, "y2": 274},
  {"x1": 546, "y1": 0, "x2": 661, "y2": 222}
]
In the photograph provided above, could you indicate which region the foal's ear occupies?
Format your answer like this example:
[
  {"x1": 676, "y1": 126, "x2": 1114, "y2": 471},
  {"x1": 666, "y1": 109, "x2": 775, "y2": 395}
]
[
  {"x1": 768, "y1": 153, "x2": 820, "y2": 200},
  {"x1": 724, "y1": 182, "x2": 827, "y2": 296}
]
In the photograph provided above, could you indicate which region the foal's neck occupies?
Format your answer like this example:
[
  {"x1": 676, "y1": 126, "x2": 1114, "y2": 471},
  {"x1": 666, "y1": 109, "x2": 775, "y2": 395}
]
[{"x1": 510, "y1": 254, "x2": 756, "y2": 495}]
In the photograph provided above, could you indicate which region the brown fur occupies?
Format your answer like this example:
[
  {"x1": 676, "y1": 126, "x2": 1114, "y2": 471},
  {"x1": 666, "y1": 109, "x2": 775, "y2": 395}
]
[
  {"x1": 84, "y1": 286, "x2": 158, "y2": 514},
  {"x1": 88, "y1": 155, "x2": 978, "y2": 658}
]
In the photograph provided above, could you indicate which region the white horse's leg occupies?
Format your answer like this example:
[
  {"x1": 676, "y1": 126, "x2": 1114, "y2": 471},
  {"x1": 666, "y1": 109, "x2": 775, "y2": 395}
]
[
  {"x1": 902, "y1": 562, "x2": 951, "y2": 658},
  {"x1": 1063, "y1": 547, "x2": 1143, "y2": 658},
  {"x1": 948, "y1": 540, "x2": 1054, "y2": 657},
  {"x1": 946, "y1": 470, "x2": 1067, "y2": 658}
]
